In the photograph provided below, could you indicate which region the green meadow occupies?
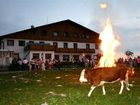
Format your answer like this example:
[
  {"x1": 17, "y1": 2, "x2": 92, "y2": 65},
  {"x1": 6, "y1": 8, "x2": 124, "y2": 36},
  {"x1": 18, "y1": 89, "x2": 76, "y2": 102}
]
[{"x1": 0, "y1": 68, "x2": 140, "y2": 105}]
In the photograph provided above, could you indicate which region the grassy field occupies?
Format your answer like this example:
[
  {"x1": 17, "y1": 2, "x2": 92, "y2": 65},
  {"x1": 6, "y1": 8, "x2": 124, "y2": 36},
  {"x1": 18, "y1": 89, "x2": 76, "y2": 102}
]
[{"x1": 0, "y1": 68, "x2": 140, "y2": 105}]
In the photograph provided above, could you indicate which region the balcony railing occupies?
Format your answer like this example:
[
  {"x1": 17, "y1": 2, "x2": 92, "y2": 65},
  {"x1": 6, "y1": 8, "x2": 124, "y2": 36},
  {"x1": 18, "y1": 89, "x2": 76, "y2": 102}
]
[
  {"x1": 55, "y1": 48, "x2": 95, "y2": 53},
  {"x1": 24, "y1": 43, "x2": 55, "y2": 51},
  {"x1": 24, "y1": 44, "x2": 95, "y2": 53}
]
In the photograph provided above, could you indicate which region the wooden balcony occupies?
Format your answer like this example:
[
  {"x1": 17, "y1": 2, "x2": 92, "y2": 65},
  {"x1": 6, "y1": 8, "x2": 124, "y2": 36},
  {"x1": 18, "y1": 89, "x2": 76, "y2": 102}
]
[
  {"x1": 55, "y1": 48, "x2": 95, "y2": 53},
  {"x1": 24, "y1": 43, "x2": 55, "y2": 51},
  {"x1": 24, "y1": 44, "x2": 95, "y2": 53}
]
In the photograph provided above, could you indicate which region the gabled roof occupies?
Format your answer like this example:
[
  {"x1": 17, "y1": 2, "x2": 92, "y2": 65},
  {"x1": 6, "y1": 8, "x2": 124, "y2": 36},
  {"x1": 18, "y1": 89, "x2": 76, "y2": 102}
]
[{"x1": 0, "y1": 19, "x2": 100, "y2": 43}]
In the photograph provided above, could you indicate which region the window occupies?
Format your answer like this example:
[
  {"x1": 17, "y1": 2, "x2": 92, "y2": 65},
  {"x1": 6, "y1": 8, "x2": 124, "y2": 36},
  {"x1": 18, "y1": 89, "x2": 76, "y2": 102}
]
[
  {"x1": 73, "y1": 32, "x2": 79, "y2": 38},
  {"x1": 85, "y1": 35, "x2": 90, "y2": 39},
  {"x1": 73, "y1": 55, "x2": 79, "y2": 62},
  {"x1": 55, "y1": 55, "x2": 59, "y2": 60},
  {"x1": 45, "y1": 54, "x2": 51, "y2": 59},
  {"x1": 7, "y1": 40, "x2": 14, "y2": 46},
  {"x1": 39, "y1": 41, "x2": 45, "y2": 44},
  {"x1": 33, "y1": 53, "x2": 39, "y2": 59},
  {"x1": 63, "y1": 55, "x2": 69, "y2": 62},
  {"x1": 0, "y1": 41, "x2": 4, "y2": 49},
  {"x1": 95, "y1": 44, "x2": 98, "y2": 49},
  {"x1": 73, "y1": 43, "x2": 78, "y2": 49},
  {"x1": 64, "y1": 32, "x2": 68, "y2": 37},
  {"x1": 53, "y1": 31, "x2": 59, "y2": 37},
  {"x1": 53, "y1": 42, "x2": 58, "y2": 47},
  {"x1": 63, "y1": 43, "x2": 68, "y2": 48},
  {"x1": 29, "y1": 41, "x2": 34, "y2": 44},
  {"x1": 19, "y1": 40, "x2": 25, "y2": 46},
  {"x1": 86, "y1": 44, "x2": 90, "y2": 49},
  {"x1": 83, "y1": 34, "x2": 90, "y2": 39}
]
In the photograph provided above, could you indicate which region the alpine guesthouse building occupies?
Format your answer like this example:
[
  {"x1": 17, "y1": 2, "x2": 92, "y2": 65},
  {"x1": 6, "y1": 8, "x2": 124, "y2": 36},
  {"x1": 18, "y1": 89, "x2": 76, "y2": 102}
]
[{"x1": 0, "y1": 19, "x2": 100, "y2": 67}]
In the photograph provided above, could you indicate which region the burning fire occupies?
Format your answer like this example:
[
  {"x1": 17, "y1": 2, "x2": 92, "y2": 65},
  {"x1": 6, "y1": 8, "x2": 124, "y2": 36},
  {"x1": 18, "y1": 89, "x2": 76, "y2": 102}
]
[{"x1": 99, "y1": 18, "x2": 120, "y2": 67}]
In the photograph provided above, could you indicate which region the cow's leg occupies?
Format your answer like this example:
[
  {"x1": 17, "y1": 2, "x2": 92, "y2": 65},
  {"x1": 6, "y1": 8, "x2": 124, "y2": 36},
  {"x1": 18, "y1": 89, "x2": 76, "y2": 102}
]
[
  {"x1": 100, "y1": 81, "x2": 106, "y2": 95},
  {"x1": 119, "y1": 81, "x2": 124, "y2": 94},
  {"x1": 102, "y1": 85, "x2": 106, "y2": 95},
  {"x1": 124, "y1": 71, "x2": 131, "y2": 91},
  {"x1": 88, "y1": 86, "x2": 96, "y2": 97},
  {"x1": 124, "y1": 79, "x2": 130, "y2": 91}
]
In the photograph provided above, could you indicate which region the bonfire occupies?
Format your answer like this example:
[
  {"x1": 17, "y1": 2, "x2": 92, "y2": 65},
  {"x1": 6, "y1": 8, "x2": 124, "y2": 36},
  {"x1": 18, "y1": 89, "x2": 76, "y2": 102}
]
[{"x1": 98, "y1": 18, "x2": 120, "y2": 67}]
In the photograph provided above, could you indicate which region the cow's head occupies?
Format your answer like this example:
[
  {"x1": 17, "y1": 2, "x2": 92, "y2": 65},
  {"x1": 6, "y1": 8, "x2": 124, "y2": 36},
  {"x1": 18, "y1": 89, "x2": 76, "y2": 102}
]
[{"x1": 79, "y1": 69, "x2": 88, "y2": 83}]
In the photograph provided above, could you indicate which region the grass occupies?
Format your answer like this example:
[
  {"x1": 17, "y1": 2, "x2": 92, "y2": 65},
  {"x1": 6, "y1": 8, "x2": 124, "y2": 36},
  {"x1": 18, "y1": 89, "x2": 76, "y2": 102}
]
[{"x1": 0, "y1": 68, "x2": 140, "y2": 105}]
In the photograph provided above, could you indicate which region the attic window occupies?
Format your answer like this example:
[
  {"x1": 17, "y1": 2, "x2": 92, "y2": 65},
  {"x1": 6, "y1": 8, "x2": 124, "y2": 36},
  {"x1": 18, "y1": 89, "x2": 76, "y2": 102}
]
[
  {"x1": 86, "y1": 35, "x2": 90, "y2": 39},
  {"x1": 53, "y1": 31, "x2": 59, "y2": 37},
  {"x1": 84, "y1": 34, "x2": 90, "y2": 39},
  {"x1": 64, "y1": 32, "x2": 68, "y2": 37},
  {"x1": 73, "y1": 32, "x2": 79, "y2": 38}
]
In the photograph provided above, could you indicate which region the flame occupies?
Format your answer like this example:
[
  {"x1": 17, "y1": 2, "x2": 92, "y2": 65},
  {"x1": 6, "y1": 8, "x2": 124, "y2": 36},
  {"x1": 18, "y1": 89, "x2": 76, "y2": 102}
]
[{"x1": 99, "y1": 18, "x2": 120, "y2": 67}]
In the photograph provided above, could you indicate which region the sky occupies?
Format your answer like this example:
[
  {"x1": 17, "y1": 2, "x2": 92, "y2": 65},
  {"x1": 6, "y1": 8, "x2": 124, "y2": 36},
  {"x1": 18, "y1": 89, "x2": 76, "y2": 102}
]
[{"x1": 0, "y1": 0, "x2": 139, "y2": 58}]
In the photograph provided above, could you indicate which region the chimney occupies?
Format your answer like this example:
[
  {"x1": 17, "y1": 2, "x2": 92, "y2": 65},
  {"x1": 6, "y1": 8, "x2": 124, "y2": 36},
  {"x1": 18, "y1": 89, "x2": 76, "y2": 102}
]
[{"x1": 31, "y1": 25, "x2": 34, "y2": 29}]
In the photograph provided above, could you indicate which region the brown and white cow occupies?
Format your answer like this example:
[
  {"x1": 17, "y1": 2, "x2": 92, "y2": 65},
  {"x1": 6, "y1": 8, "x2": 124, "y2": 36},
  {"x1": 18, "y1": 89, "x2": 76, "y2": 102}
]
[{"x1": 79, "y1": 66, "x2": 135, "y2": 97}]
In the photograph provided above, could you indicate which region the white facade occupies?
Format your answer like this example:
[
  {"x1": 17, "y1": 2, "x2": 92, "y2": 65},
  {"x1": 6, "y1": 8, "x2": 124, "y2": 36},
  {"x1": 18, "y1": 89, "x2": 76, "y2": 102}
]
[
  {"x1": 0, "y1": 49, "x2": 13, "y2": 66},
  {"x1": 1, "y1": 38, "x2": 99, "y2": 63}
]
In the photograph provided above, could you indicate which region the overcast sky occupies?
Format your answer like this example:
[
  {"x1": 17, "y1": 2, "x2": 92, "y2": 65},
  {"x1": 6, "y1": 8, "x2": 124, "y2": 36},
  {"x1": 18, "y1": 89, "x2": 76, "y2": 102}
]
[{"x1": 0, "y1": 0, "x2": 139, "y2": 57}]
